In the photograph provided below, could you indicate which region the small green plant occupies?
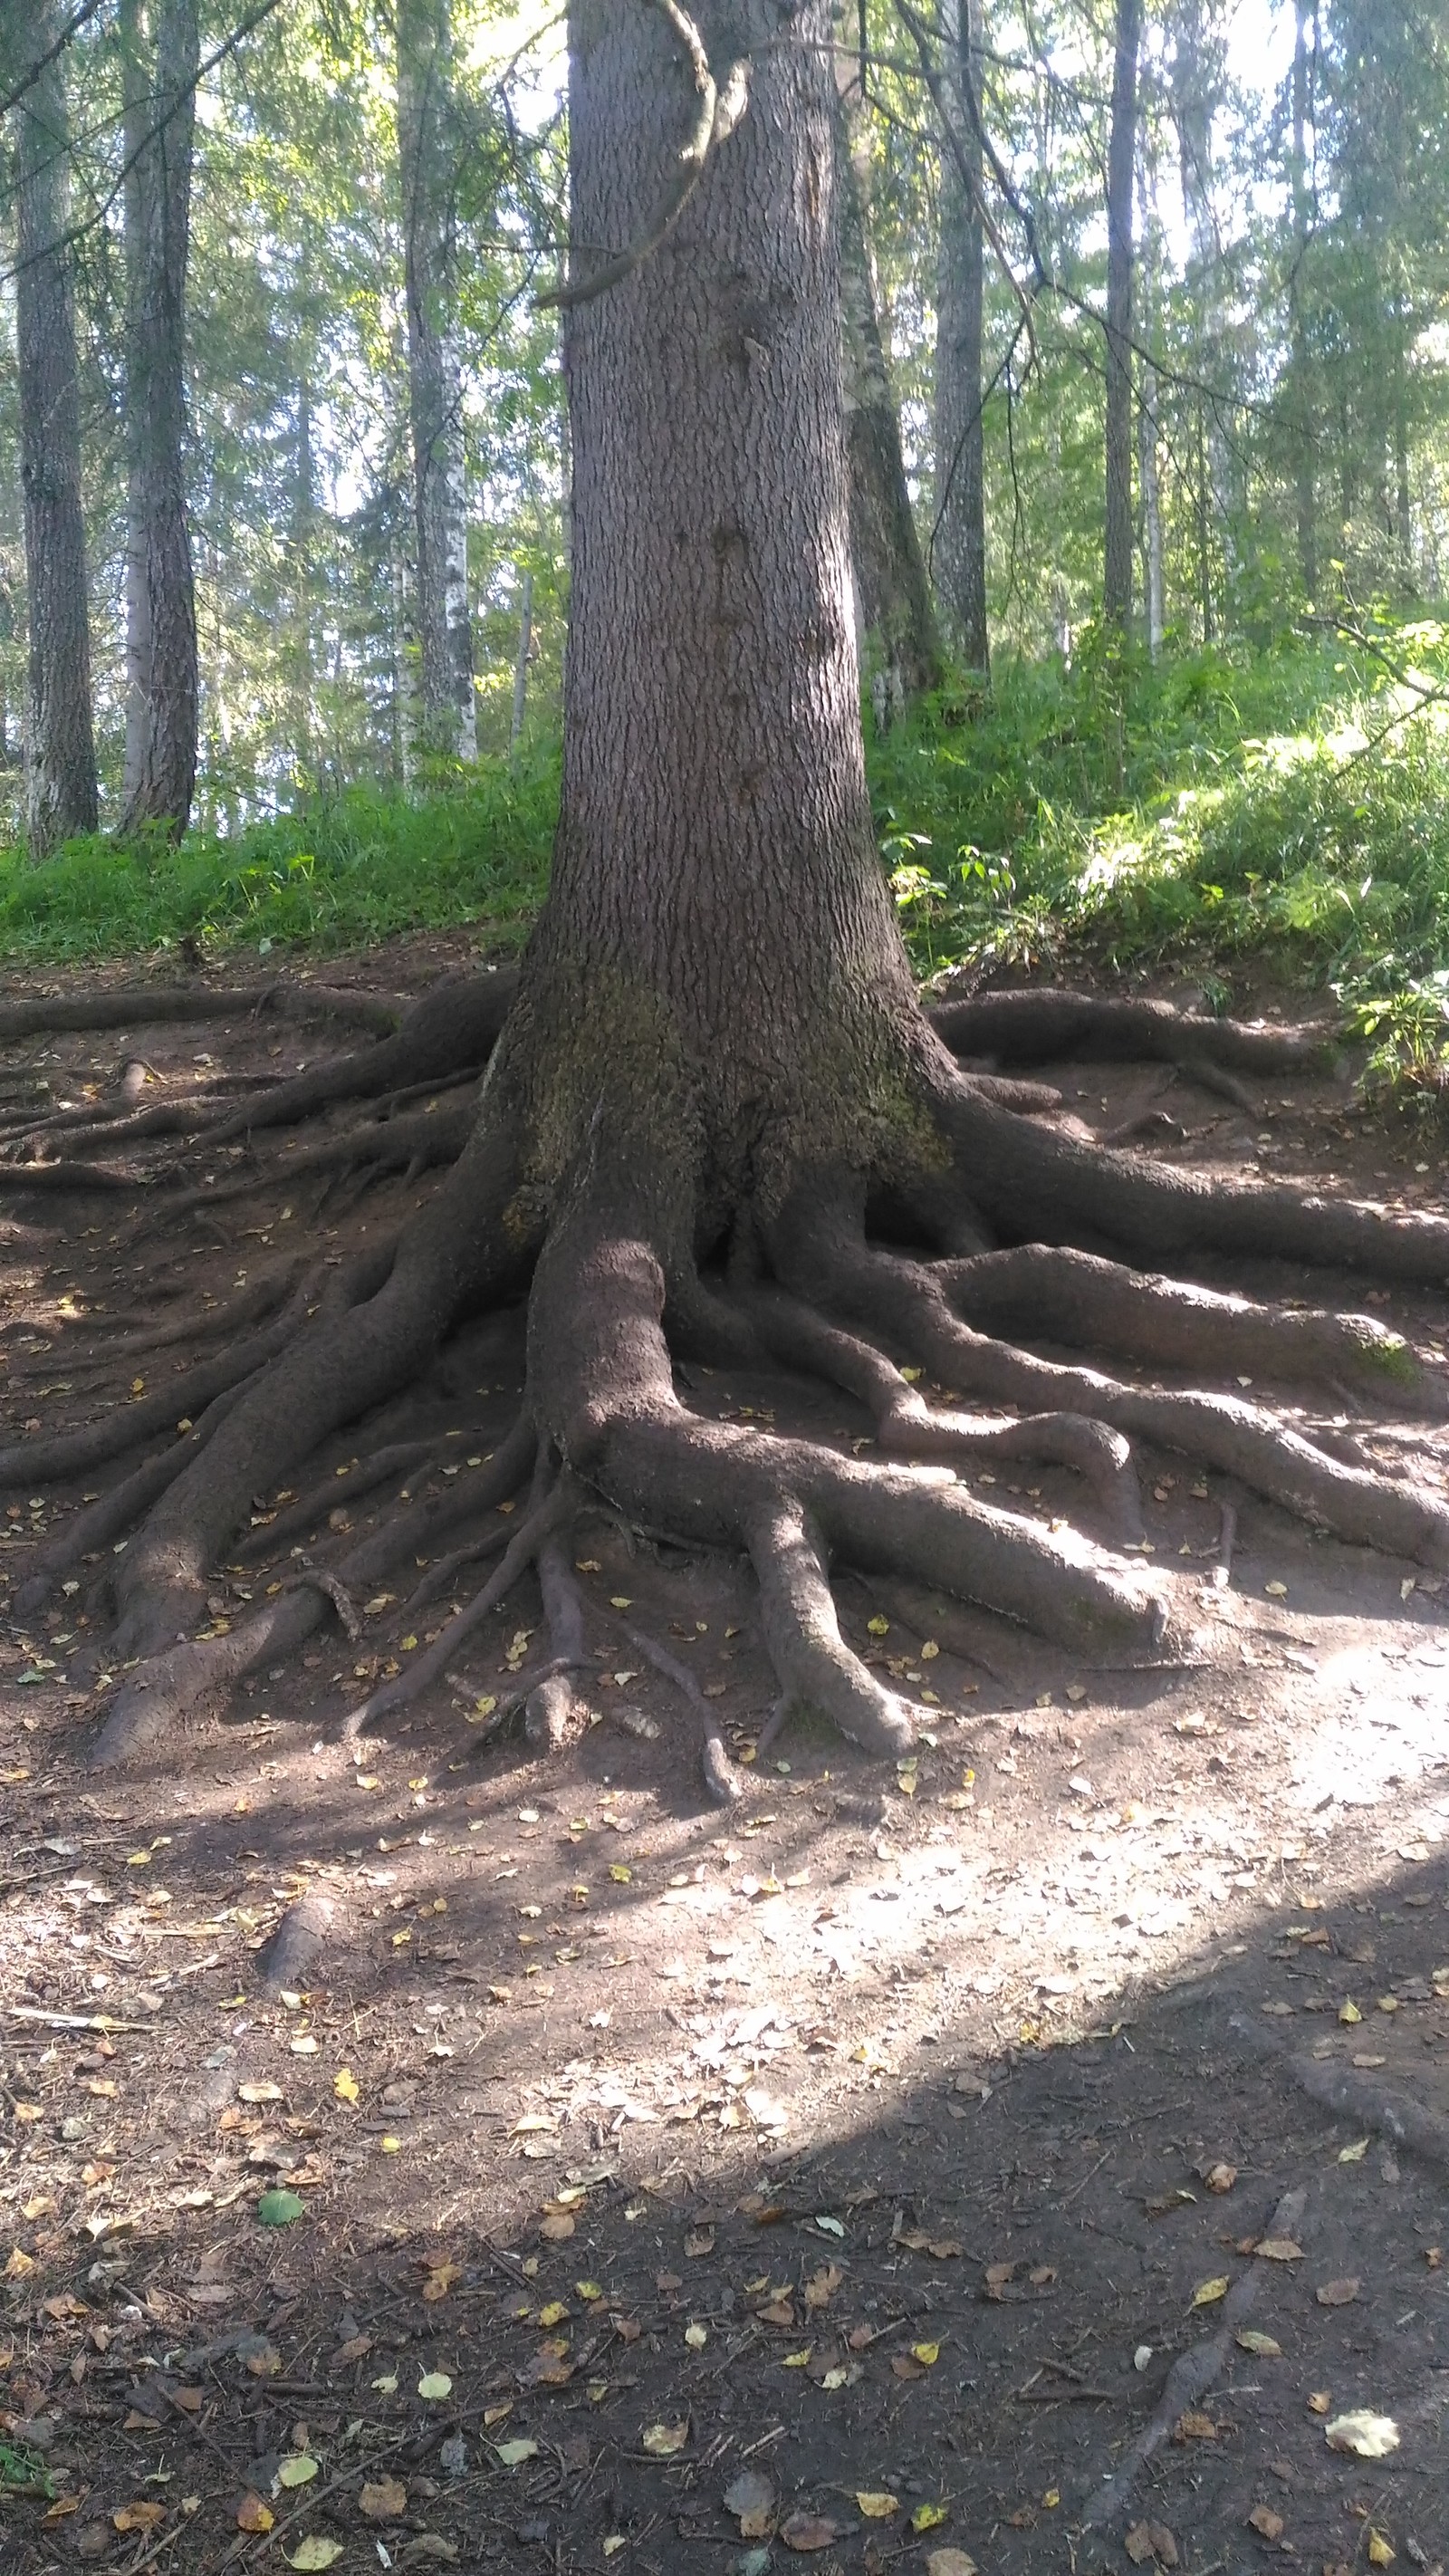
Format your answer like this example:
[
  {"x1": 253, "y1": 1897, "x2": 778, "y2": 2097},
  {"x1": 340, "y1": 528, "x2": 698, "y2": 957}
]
[{"x1": 0, "y1": 2437, "x2": 56, "y2": 2499}]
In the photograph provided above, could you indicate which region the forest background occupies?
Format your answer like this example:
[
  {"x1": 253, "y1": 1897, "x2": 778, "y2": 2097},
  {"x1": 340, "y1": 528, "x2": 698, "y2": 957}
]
[{"x1": 3, "y1": 0, "x2": 1449, "y2": 1109}]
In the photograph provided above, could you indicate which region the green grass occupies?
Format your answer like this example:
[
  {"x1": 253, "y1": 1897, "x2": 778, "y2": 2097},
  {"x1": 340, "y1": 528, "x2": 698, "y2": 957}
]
[
  {"x1": 0, "y1": 751, "x2": 558, "y2": 966},
  {"x1": 5, "y1": 617, "x2": 1449, "y2": 1106},
  {"x1": 874, "y1": 620, "x2": 1449, "y2": 1109}
]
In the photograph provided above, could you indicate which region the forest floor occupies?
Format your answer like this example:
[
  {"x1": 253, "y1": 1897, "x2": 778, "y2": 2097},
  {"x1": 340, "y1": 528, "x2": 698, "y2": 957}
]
[{"x1": 0, "y1": 933, "x2": 1445, "y2": 2576}]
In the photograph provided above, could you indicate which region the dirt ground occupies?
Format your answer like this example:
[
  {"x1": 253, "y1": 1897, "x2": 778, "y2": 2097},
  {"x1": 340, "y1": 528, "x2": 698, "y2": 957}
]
[{"x1": 0, "y1": 939, "x2": 1445, "y2": 2576}]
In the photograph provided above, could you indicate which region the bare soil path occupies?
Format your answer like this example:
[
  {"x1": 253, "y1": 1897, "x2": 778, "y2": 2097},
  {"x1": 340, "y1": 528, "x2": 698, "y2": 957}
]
[{"x1": 0, "y1": 940, "x2": 1444, "y2": 2576}]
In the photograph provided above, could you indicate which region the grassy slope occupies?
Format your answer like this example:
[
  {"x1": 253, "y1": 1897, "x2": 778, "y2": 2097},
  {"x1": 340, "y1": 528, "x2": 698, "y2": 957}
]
[{"x1": 3, "y1": 623, "x2": 1447, "y2": 1099}]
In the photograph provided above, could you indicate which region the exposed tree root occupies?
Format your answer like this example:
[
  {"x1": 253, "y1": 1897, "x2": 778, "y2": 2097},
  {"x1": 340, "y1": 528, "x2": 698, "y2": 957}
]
[
  {"x1": 937, "y1": 1076, "x2": 1449, "y2": 1283},
  {"x1": 15, "y1": 1379, "x2": 254, "y2": 1614},
  {"x1": 0, "y1": 1268, "x2": 327, "y2": 1487},
  {"x1": 526, "y1": 1526, "x2": 589, "y2": 1752},
  {"x1": 148, "y1": 1097, "x2": 477, "y2": 1223},
  {"x1": 772, "y1": 1175, "x2": 1449, "y2": 1568},
  {"x1": 343, "y1": 1465, "x2": 574, "y2": 1739},
  {"x1": 740, "y1": 1282, "x2": 1144, "y2": 1538},
  {"x1": 4, "y1": 962, "x2": 1433, "y2": 1796},
  {"x1": 0, "y1": 978, "x2": 404, "y2": 1045},
  {"x1": 926, "y1": 986, "x2": 1336, "y2": 1074},
  {"x1": 234, "y1": 1438, "x2": 440, "y2": 1560},
  {"x1": 192, "y1": 969, "x2": 517, "y2": 1148},
  {"x1": 936, "y1": 1244, "x2": 1437, "y2": 1410},
  {"x1": 91, "y1": 1412, "x2": 537, "y2": 1764}
]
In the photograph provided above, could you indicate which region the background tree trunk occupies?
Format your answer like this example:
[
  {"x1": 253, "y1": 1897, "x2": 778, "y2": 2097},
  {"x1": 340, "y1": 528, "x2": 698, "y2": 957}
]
[
  {"x1": 398, "y1": 0, "x2": 477, "y2": 764},
  {"x1": 287, "y1": 366, "x2": 316, "y2": 781},
  {"x1": 1288, "y1": 0, "x2": 1317, "y2": 599},
  {"x1": 1138, "y1": 360, "x2": 1164, "y2": 658},
  {"x1": 836, "y1": 84, "x2": 942, "y2": 722},
  {"x1": 14, "y1": 0, "x2": 98, "y2": 854},
  {"x1": 119, "y1": 0, "x2": 200, "y2": 839},
  {"x1": 510, "y1": 567, "x2": 534, "y2": 751},
  {"x1": 934, "y1": 0, "x2": 990, "y2": 674},
  {"x1": 1103, "y1": 0, "x2": 1140, "y2": 630}
]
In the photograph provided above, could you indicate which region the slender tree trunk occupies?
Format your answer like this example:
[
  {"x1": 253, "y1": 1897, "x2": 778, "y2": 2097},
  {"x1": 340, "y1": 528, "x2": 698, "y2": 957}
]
[
  {"x1": 1288, "y1": 0, "x2": 1317, "y2": 599},
  {"x1": 1103, "y1": 0, "x2": 1140, "y2": 630},
  {"x1": 118, "y1": 0, "x2": 199, "y2": 839},
  {"x1": 834, "y1": 87, "x2": 941, "y2": 719},
  {"x1": 1392, "y1": 287, "x2": 1413, "y2": 591},
  {"x1": 1138, "y1": 361, "x2": 1164, "y2": 660},
  {"x1": 288, "y1": 369, "x2": 316, "y2": 781},
  {"x1": 398, "y1": 0, "x2": 477, "y2": 763},
  {"x1": 934, "y1": 0, "x2": 989, "y2": 673},
  {"x1": 14, "y1": 0, "x2": 98, "y2": 854},
  {"x1": 510, "y1": 568, "x2": 534, "y2": 751}
]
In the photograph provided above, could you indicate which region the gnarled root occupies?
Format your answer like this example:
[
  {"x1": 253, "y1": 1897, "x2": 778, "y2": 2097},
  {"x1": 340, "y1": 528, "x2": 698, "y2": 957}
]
[
  {"x1": 926, "y1": 986, "x2": 1337, "y2": 1075},
  {"x1": 938, "y1": 1244, "x2": 1439, "y2": 1413},
  {"x1": 65, "y1": 980, "x2": 1449, "y2": 1799},
  {"x1": 99, "y1": 1099, "x2": 533, "y2": 1695},
  {"x1": 772, "y1": 1169, "x2": 1449, "y2": 1570},
  {"x1": 531, "y1": 1187, "x2": 1173, "y2": 1763}
]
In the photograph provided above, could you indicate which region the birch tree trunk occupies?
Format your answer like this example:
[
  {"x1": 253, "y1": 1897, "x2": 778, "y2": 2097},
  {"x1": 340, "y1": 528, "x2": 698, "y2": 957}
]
[
  {"x1": 119, "y1": 0, "x2": 200, "y2": 839},
  {"x1": 398, "y1": 0, "x2": 477, "y2": 763},
  {"x1": 14, "y1": 0, "x2": 98, "y2": 854},
  {"x1": 1103, "y1": 0, "x2": 1140, "y2": 630},
  {"x1": 835, "y1": 86, "x2": 941, "y2": 719},
  {"x1": 934, "y1": 0, "x2": 990, "y2": 673}
]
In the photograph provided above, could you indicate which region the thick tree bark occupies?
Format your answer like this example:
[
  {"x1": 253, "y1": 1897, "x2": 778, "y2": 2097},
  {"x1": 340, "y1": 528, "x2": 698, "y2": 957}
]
[
  {"x1": 118, "y1": 0, "x2": 200, "y2": 840},
  {"x1": 934, "y1": 0, "x2": 990, "y2": 673},
  {"x1": 494, "y1": 0, "x2": 931, "y2": 1229},
  {"x1": 1103, "y1": 0, "x2": 1140, "y2": 630},
  {"x1": 14, "y1": 0, "x2": 98, "y2": 854},
  {"x1": 398, "y1": 0, "x2": 477, "y2": 763},
  {"x1": 835, "y1": 86, "x2": 942, "y2": 720}
]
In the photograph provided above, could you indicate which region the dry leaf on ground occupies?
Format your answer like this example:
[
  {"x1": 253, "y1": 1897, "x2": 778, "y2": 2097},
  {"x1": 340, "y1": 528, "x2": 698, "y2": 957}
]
[
  {"x1": 360, "y1": 2477, "x2": 408, "y2": 2521},
  {"x1": 723, "y1": 2469, "x2": 775, "y2": 2538},
  {"x1": 780, "y1": 2513, "x2": 849, "y2": 2552},
  {"x1": 1125, "y1": 2524, "x2": 1179, "y2": 2569},
  {"x1": 640, "y1": 2421, "x2": 688, "y2": 2456},
  {"x1": 1325, "y1": 2411, "x2": 1399, "y2": 2458}
]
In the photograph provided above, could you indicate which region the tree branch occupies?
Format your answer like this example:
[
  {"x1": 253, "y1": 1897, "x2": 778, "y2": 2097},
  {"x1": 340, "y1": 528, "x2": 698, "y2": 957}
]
[
  {"x1": 0, "y1": 0, "x2": 110, "y2": 120},
  {"x1": 535, "y1": 0, "x2": 749, "y2": 312},
  {"x1": 0, "y1": 0, "x2": 286, "y2": 288}
]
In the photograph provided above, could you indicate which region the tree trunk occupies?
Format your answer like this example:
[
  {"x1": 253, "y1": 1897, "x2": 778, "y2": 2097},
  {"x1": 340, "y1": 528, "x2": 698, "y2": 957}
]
[
  {"x1": 1138, "y1": 360, "x2": 1164, "y2": 659},
  {"x1": 287, "y1": 368, "x2": 316, "y2": 782},
  {"x1": 510, "y1": 568, "x2": 534, "y2": 751},
  {"x1": 934, "y1": 0, "x2": 989, "y2": 674},
  {"x1": 1392, "y1": 286, "x2": 1413, "y2": 591},
  {"x1": 835, "y1": 86, "x2": 942, "y2": 719},
  {"x1": 398, "y1": 0, "x2": 477, "y2": 763},
  {"x1": 14, "y1": 0, "x2": 98, "y2": 854},
  {"x1": 505, "y1": 0, "x2": 930, "y2": 1199},
  {"x1": 118, "y1": 0, "x2": 199, "y2": 840},
  {"x1": 1288, "y1": 0, "x2": 1317, "y2": 599},
  {"x1": 1103, "y1": 0, "x2": 1140, "y2": 630}
]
